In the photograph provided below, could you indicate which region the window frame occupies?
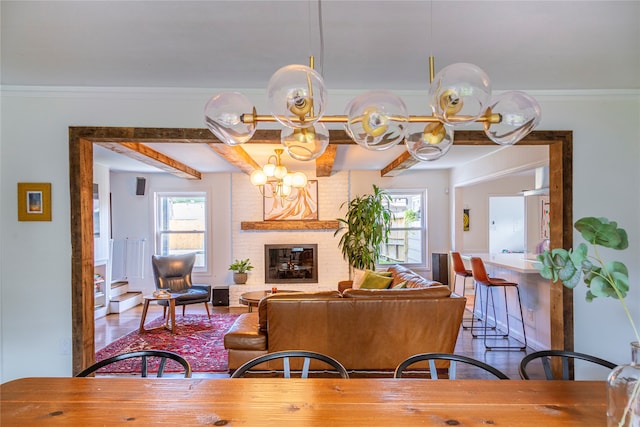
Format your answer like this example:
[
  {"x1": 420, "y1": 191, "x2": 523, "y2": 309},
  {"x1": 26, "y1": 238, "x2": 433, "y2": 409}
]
[
  {"x1": 154, "y1": 191, "x2": 208, "y2": 272},
  {"x1": 379, "y1": 189, "x2": 427, "y2": 268}
]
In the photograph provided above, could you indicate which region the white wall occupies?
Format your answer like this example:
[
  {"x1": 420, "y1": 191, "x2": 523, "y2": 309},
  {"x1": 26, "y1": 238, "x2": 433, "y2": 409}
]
[
  {"x1": 458, "y1": 175, "x2": 534, "y2": 253},
  {"x1": 109, "y1": 172, "x2": 232, "y2": 294},
  {"x1": 1, "y1": 87, "x2": 638, "y2": 382}
]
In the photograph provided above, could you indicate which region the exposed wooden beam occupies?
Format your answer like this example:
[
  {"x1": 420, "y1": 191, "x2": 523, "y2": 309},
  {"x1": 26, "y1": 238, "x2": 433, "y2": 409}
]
[
  {"x1": 207, "y1": 144, "x2": 261, "y2": 175},
  {"x1": 315, "y1": 144, "x2": 338, "y2": 177},
  {"x1": 97, "y1": 142, "x2": 202, "y2": 180},
  {"x1": 380, "y1": 150, "x2": 420, "y2": 177}
]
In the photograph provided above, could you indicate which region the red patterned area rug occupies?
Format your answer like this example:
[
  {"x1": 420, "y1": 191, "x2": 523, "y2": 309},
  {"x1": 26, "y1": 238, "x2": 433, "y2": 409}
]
[{"x1": 95, "y1": 313, "x2": 240, "y2": 374}]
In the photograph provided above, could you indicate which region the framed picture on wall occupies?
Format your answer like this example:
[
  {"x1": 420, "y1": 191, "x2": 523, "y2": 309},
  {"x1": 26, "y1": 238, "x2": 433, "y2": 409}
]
[
  {"x1": 17, "y1": 182, "x2": 52, "y2": 221},
  {"x1": 263, "y1": 180, "x2": 318, "y2": 221}
]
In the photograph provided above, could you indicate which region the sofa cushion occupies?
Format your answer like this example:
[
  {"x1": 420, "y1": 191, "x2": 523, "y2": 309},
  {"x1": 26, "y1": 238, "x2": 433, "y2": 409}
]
[
  {"x1": 352, "y1": 269, "x2": 367, "y2": 289},
  {"x1": 342, "y1": 286, "x2": 452, "y2": 299},
  {"x1": 359, "y1": 270, "x2": 394, "y2": 289},
  {"x1": 391, "y1": 280, "x2": 407, "y2": 289},
  {"x1": 258, "y1": 290, "x2": 342, "y2": 331}
]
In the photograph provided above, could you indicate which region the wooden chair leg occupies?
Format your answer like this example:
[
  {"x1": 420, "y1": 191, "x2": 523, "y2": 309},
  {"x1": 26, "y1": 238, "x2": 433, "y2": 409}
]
[
  {"x1": 182, "y1": 305, "x2": 186, "y2": 316},
  {"x1": 203, "y1": 302, "x2": 211, "y2": 319},
  {"x1": 163, "y1": 306, "x2": 167, "y2": 319}
]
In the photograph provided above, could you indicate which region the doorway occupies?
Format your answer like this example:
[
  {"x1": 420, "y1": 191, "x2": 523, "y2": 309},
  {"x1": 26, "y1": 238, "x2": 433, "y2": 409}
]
[
  {"x1": 489, "y1": 196, "x2": 525, "y2": 254},
  {"x1": 69, "y1": 127, "x2": 573, "y2": 374}
]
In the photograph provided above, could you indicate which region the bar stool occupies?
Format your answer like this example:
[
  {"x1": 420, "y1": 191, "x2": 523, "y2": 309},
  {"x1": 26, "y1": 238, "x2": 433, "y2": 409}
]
[
  {"x1": 450, "y1": 252, "x2": 472, "y2": 296},
  {"x1": 469, "y1": 257, "x2": 527, "y2": 351},
  {"x1": 450, "y1": 251, "x2": 479, "y2": 329}
]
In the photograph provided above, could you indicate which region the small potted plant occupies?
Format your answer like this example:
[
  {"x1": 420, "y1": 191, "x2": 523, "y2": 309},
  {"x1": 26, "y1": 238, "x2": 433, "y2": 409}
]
[{"x1": 229, "y1": 258, "x2": 253, "y2": 284}]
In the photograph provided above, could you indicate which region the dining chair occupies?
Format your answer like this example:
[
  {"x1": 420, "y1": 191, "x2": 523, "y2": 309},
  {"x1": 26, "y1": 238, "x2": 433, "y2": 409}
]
[
  {"x1": 394, "y1": 353, "x2": 509, "y2": 379},
  {"x1": 231, "y1": 350, "x2": 349, "y2": 379},
  {"x1": 76, "y1": 350, "x2": 192, "y2": 378},
  {"x1": 519, "y1": 350, "x2": 616, "y2": 380}
]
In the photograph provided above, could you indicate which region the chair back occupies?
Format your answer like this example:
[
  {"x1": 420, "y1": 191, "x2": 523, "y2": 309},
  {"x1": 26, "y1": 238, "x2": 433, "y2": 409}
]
[
  {"x1": 470, "y1": 257, "x2": 491, "y2": 284},
  {"x1": 394, "y1": 353, "x2": 509, "y2": 380},
  {"x1": 450, "y1": 252, "x2": 469, "y2": 276},
  {"x1": 231, "y1": 350, "x2": 349, "y2": 379},
  {"x1": 519, "y1": 350, "x2": 616, "y2": 380},
  {"x1": 152, "y1": 253, "x2": 195, "y2": 292},
  {"x1": 76, "y1": 350, "x2": 192, "y2": 378}
]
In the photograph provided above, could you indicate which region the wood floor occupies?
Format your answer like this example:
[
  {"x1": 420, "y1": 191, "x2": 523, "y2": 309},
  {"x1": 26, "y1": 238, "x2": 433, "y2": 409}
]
[{"x1": 94, "y1": 302, "x2": 536, "y2": 379}]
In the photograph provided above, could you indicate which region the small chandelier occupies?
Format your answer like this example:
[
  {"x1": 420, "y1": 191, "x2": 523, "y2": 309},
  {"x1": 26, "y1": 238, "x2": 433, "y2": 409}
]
[{"x1": 250, "y1": 148, "x2": 308, "y2": 199}]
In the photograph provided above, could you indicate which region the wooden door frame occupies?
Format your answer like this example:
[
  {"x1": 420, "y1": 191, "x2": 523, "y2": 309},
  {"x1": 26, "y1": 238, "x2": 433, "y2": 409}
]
[{"x1": 69, "y1": 127, "x2": 572, "y2": 374}]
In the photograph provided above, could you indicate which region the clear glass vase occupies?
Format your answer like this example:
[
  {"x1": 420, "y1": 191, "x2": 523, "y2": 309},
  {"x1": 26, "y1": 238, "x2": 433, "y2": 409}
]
[{"x1": 608, "y1": 342, "x2": 640, "y2": 426}]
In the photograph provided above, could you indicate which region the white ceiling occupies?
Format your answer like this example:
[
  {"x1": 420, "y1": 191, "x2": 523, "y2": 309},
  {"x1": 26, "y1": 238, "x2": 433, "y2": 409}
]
[{"x1": 3, "y1": 1, "x2": 638, "y2": 174}]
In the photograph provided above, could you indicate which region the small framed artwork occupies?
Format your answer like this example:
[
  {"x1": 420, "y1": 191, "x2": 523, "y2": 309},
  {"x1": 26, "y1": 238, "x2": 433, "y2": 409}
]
[
  {"x1": 17, "y1": 182, "x2": 52, "y2": 221},
  {"x1": 463, "y1": 208, "x2": 470, "y2": 231},
  {"x1": 264, "y1": 180, "x2": 318, "y2": 221}
]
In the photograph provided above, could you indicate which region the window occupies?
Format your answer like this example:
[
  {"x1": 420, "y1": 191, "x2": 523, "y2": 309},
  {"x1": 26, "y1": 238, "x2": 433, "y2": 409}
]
[
  {"x1": 155, "y1": 192, "x2": 207, "y2": 269},
  {"x1": 379, "y1": 190, "x2": 426, "y2": 266}
]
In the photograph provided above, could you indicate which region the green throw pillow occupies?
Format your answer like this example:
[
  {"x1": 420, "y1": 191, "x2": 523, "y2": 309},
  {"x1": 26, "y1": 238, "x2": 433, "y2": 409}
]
[
  {"x1": 391, "y1": 280, "x2": 407, "y2": 289},
  {"x1": 360, "y1": 270, "x2": 394, "y2": 289}
]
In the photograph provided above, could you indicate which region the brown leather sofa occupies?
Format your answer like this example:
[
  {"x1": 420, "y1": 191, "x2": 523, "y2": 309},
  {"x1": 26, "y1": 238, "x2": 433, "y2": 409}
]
[{"x1": 224, "y1": 266, "x2": 465, "y2": 372}]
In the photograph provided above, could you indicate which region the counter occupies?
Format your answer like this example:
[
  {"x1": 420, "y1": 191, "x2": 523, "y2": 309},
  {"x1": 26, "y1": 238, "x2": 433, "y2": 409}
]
[{"x1": 462, "y1": 253, "x2": 542, "y2": 273}]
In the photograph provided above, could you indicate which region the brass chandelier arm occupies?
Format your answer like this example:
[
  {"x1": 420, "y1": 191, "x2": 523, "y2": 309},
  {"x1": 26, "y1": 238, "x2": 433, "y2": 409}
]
[{"x1": 241, "y1": 113, "x2": 502, "y2": 125}]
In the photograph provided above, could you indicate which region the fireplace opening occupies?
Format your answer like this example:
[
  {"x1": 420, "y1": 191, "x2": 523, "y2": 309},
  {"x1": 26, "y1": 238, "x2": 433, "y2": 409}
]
[{"x1": 265, "y1": 244, "x2": 318, "y2": 284}]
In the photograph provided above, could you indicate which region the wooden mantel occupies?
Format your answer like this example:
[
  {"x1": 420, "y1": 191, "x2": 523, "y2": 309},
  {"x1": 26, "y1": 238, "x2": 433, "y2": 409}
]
[{"x1": 241, "y1": 220, "x2": 340, "y2": 231}]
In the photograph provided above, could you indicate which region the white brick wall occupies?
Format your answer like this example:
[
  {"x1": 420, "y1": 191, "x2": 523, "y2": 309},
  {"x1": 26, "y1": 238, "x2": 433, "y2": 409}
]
[{"x1": 229, "y1": 171, "x2": 350, "y2": 305}]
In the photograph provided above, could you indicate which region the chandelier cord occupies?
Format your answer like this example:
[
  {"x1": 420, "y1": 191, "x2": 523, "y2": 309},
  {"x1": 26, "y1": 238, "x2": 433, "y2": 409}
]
[{"x1": 316, "y1": 0, "x2": 325, "y2": 76}]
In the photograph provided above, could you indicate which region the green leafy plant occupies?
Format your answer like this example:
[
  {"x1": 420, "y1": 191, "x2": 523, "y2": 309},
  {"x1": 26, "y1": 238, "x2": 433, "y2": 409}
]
[
  {"x1": 334, "y1": 185, "x2": 393, "y2": 271},
  {"x1": 228, "y1": 258, "x2": 253, "y2": 274},
  {"x1": 538, "y1": 217, "x2": 640, "y2": 427},
  {"x1": 537, "y1": 217, "x2": 637, "y2": 340}
]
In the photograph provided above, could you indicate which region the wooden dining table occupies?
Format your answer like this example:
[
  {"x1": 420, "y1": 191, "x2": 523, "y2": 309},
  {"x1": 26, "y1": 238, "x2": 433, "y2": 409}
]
[{"x1": 1, "y1": 377, "x2": 606, "y2": 426}]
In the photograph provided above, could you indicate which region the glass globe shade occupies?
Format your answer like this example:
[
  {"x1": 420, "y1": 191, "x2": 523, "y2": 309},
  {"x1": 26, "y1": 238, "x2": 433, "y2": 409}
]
[
  {"x1": 291, "y1": 172, "x2": 308, "y2": 188},
  {"x1": 204, "y1": 92, "x2": 256, "y2": 145},
  {"x1": 345, "y1": 90, "x2": 409, "y2": 151},
  {"x1": 274, "y1": 165, "x2": 288, "y2": 180},
  {"x1": 250, "y1": 169, "x2": 268, "y2": 186},
  {"x1": 428, "y1": 63, "x2": 491, "y2": 127},
  {"x1": 282, "y1": 173, "x2": 294, "y2": 187},
  {"x1": 280, "y1": 184, "x2": 292, "y2": 197},
  {"x1": 267, "y1": 64, "x2": 327, "y2": 129},
  {"x1": 262, "y1": 162, "x2": 276, "y2": 177},
  {"x1": 483, "y1": 91, "x2": 542, "y2": 145},
  {"x1": 406, "y1": 123, "x2": 454, "y2": 161},
  {"x1": 281, "y1": 122, "x2": 330, "y2": 161}
]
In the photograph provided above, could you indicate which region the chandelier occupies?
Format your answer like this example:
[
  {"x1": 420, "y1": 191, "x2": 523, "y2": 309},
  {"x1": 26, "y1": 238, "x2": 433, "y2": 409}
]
[
  {"x1": 203, "y1": 2, "x2": 541, "y2": 163},
  {"x1": 249, "y1": 148, "x2": 308, "y2": 199},
  {"x1": 204, "y1": 55, "x2": 541, "y2": 163}
]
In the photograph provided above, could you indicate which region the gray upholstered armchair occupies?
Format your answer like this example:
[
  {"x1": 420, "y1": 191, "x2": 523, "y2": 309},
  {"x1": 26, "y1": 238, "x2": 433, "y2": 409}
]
[{"x1": 151, "y1": 253, "x2": 212, "y2": 318}]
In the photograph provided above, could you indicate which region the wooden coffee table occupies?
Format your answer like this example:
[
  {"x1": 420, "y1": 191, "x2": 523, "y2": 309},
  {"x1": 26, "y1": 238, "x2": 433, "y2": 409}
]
[
  {"x1": 239, "y1": 290, "x2": 298, "y2": 312},
  {"x1": 139, "y1": 294, "x2": 179, "y2": 333}
]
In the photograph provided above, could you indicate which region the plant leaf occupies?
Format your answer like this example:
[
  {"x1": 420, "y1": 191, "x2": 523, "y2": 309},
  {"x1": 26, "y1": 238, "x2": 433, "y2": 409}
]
[{"x1": 575, "y1": 217, "x2": 629, "y2": 250}]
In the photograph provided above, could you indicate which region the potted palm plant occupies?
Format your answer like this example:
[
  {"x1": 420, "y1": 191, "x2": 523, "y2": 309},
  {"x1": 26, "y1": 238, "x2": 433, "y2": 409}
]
[
  {"x1": 229, "y1": 258, "x2": 253, "y2": 284},
  {"x1": 536, "y1": 217, "x2": 637, "y2": 426},
  {"x1": 335, "y1": 185, "x2": 393, "y2": 271}
]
